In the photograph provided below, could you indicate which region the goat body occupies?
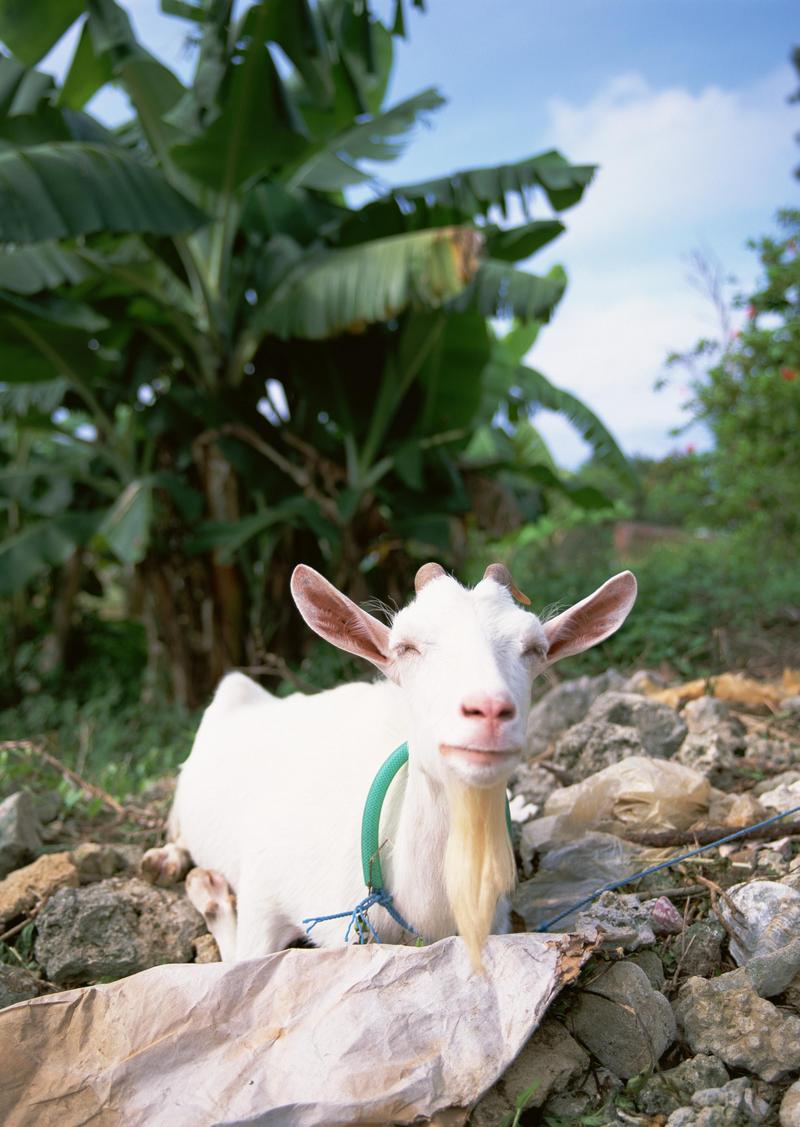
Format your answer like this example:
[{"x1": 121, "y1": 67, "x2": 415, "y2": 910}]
[
  {"x1": 174, "y1": 674, "x2": 456, "y2": 957},
  {"x1": 147, "y1": 562, "x2": 637, "y2": 964}
]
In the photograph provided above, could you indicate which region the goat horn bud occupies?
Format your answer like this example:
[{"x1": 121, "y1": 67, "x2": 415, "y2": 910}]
[
  {"x1": 483, "y1": 563, "x2": 531, "y2": 606},
  {"x1": 415, "y1": 562, "x2": 446, "y2": 593}
]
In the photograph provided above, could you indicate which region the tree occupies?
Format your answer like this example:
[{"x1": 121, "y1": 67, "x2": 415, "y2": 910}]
[
  {"x1": 665, "y1": 213, "x2": 800, "y2": 543},
  {"x1": 0, "y1": 0, "x2": 630, "y2": 704}
]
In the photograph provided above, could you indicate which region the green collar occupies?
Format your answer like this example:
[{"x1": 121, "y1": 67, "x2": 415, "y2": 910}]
[{"x1": 360, "y1": 742, "x2": 514, "y2": 892}]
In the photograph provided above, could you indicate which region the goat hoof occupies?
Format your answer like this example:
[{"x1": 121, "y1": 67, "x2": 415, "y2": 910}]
[
  {"x1": 141, "y1": 843, "x2": 192, "y2": 886},
  {"x1": 185, "y1": 867, "x2": 236, "y2": 923}
]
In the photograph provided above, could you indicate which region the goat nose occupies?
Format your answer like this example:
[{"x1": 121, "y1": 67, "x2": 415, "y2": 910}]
[{"x1": 460, "y1": 693, "x2": 516, "y2": 722}]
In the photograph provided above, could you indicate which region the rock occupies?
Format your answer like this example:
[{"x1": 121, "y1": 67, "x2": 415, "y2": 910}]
[
  {"x1": 556, "y1": 721, "x2": 642, "y2": 780},
  {"x1": 526, "y1": 670, "x2": 626, "y2": 754},
  {"x1": 785, "y1": 970, "x2": 800, "y2": 1013},
  {"x1": 0, "y1": 792, "x2": 42, "y2": 879},
  {"x1": 110, "y1": 843, "x2": 145, "y2": 872},
  {"x1": 637, "y1": 1053, "x2": 730, "y2": 1116},
  {"x1": 540, "y1": 1070, "x2": 620, "y2": 1123},
  {"x1": 676, "y1": 730, "x2": 745, "y2": 789},
  {"x1": 755, "y1": 848, "x2": 789, "y2": 877},
  {"x1": 566, "y1": 959, "x2": 676, "y2": 1078},
  {"x1": 621, "y1": 669, "x2": 669, "y2": 694},
  {"x1": 34, "y1": 876, "x2": 206, "y2": 986},
  {"x1": 717, "y1": 881, "x2": 800, "y2": 966},
  {"x1": 193, "y1": 933, "x2": 220, "y2": 963},
  {"x1": 675, "y1": 698, "x2": 747, "y2": 789},
  {"x1": 678, "y1": 920, "x2": 726, "y2": 980},
  {"x1": 682, "y1": 696, "x2": 737, "y2": 734},
  {"x1": 572, "y1": 891, "x2": 657, "y2": 951},
  {"x1": 758, "y1": 778, "x2": 800, "y2": 815},
  {"x1": 554, "y1": 691, "x2": 687, "y2": 780},
  {"x1": 469, "y1": 1019, "x2": 590, "y2": 1125},
  {"x1": 0, "y1": 964, "x2": 44, "y2": 1010},
  {"x1": 33, "y1": 790, "x2": 61, "y2": 825},
  {"x1": 0, "y1": 851, "x2": 78, "y2": 927},
  {"x1": 665, "y1": 1077, "x2": 769, "y2": 1126},
  {"x1": 71, "y1": 842, "x2": 130, "y2": 884},
  {"x1": 540, "y1": 1066, "x2": 622, "y2": 1123},
  {"x1": 508, "y1": 761, "x2": 561, "y2": 811},
  {"x1": 753, "y1": 770, "x2": 800, "y2": 797},
  {"x1": 674, "y1": 968, "x2": 800, "y2": 1081},
  {"x1": 746, "y1": 737, "x2": 797, "y2": 776},
  {"x1": 721, "y1": 792, "x2": 768, "y2": 829},
  {"x1": 588, "y1": 690, "x2": 688, "y2": 755},
  {"x1": 780, "y1": 1079, "x2": 800, "y2": 1127},
  {"x1": 746, "y1": 938, "x2": 800, "y2": 999},
  {"x1": 627, "y1": 949, "x2": 665, "y2": 990},
  {"x1": 647, "y1": 895, "x2": 685, "y2": 935}
]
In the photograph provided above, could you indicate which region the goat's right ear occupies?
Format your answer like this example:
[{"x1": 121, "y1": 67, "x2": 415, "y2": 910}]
[
  {"x1": 543, "y1": 571, "x2": 637, "y2": 664},
  {"x1": 290, "y1": 565, "x2": 393, "y2": 675}
]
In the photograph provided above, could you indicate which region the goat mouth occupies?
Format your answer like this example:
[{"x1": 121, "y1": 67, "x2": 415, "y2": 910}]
[{"x1": 439, "y1": 745, "x2": 520, "y2": 767}]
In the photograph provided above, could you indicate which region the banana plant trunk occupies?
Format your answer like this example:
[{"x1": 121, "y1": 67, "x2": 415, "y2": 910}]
[
  {"x1": 136, "y1": 444, "x2": 247, "y2": 708},
  {"x1": 195, "y1": 442, "x2": 246, "y2": 686}
]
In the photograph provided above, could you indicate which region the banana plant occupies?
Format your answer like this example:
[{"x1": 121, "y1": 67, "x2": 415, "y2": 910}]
[{"x1": 0, "y1": 0, "x2": 629, "y2": 703}]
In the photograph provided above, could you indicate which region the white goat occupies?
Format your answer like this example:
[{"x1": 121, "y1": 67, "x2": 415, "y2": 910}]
[{"x1": 143, "y1": 562, "x2": 636, "y2": 966}]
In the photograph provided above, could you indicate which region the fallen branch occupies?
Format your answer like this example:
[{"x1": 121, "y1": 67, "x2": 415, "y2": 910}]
[
  {"x1": 238, "y1": 655, "x2": 318, "y2": 695},
  {"x1": 0, "y1": 740, "x2": 156, "y2": 827},
  {"x1": 620, "y1": 818, "x2": 800, "y2": 847},
  {"x1": 632, "y1": 883, "x2": 708, "y2": 901},
  {"x1": 0, "y1": 899, "x2": 46, "y2": 944}
]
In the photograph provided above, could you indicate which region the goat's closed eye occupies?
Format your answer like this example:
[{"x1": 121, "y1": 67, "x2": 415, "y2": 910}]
[
  {"x1": 522, "y1": 640, "x2": 548, "y2": 661},
  {"x1": 393, "y1": 641, "x2": 421, "y2": 657}
]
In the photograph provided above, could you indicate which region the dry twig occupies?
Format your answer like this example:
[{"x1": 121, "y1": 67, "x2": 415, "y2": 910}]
[
  {"x1": 621, "y1": 819, "x2": 800, "y2": 847},
  {"x1": 0, "y1": 900, "x2": 45, "y2": 944},
  {"x1": 1, "y1": 740, "x2": 155, "y2": 827}
]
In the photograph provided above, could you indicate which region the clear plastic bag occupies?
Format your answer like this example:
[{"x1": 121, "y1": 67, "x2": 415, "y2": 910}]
[
  {"x1": 544, "y1": 755, "x2": 711, "y2": 834},
  {"x1": 513, "y1": 831, "x2": 645, "y2": 931}
]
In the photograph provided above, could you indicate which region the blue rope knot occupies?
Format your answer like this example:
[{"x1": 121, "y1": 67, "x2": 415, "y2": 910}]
[{"x1": 303, "y1": 888, "x2": 419, "y2": 945}]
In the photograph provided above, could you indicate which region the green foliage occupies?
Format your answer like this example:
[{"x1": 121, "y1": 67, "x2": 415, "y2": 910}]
[
  {"x1": 0, "y1": 142, "x2": 207, "y2": 241},
  {"x1": 0, "y1": 613, "x2": 197, "y2": 797},
  {"x1": 473, "y1": 516, "x2": 800, "y2": 679},
  {"x1": 496, "y1": 1080, "x2": 541, "y2": 1127},
  {"x1": 667, "y1": 210, "x2": 800, "y2": 542},
  {"x1": 0, "y1": 0, "x2": 631, "y2": 704},
  {"x1": 633, "y1": 452, "x2": 715, "y2": 529},
  {"x1": 0, "y1": 689, "x2": 196, "y2": 798}
]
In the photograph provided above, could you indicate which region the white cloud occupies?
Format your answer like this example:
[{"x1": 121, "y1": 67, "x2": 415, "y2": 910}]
[
  {"x1": 534, "y1": 278, "x2": 712, "y2": 464},
  {"x1": 544, "y1": 67, "x2": 796, "y2": 254},
  {"x1": 528, "y1": 66, "x2": 797, "y2": 467}
]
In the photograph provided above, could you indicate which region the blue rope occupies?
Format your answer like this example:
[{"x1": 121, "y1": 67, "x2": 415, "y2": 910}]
[
  {"x1": 537, "y1": 802, "x2": 800, "y2": 932},
  {"x1": 303, "y1": 887, "x2": 419, "y2": 945}
]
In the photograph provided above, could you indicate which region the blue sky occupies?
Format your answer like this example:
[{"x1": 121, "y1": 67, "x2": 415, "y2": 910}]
[{"x1": 40, "y1": 1, "x2": 798, "y2": 465}]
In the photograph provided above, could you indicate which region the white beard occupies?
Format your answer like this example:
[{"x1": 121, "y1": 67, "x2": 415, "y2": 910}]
[{"x1": 443, "y1": 778, "x2": 517, "y2": 971}]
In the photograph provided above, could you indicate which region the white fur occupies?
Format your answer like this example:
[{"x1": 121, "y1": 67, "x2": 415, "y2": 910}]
[{"x1": 167, "y1": 568, "x2": 636, "y2": 960}]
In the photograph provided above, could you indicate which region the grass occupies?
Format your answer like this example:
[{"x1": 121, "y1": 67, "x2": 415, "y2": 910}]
[
  {"x1": 0, "y1": 694, "x2": 197, "y2": 801},
  {"x1": 2, "y1": 525, "x2": 797, "y2": 802},
  {"x1": 473, "y1": 524, "x2": 800, "y2": 681},
  {"x1": 1, "y1": 616, "x2": 198, "y2": 801}
]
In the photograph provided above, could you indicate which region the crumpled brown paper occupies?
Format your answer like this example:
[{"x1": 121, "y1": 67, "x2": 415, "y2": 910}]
[{"x1": 0, "y1": 932, "x2": 589, "y2": 1127}]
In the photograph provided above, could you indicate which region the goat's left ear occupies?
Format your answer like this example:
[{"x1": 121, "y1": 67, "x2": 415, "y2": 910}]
[
  {"x1": 544, "y1": 571, "x2": 637, "y2": 664},
  {"x1": 290, "y1": 565, "x2": 393, "y2": 676}
]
